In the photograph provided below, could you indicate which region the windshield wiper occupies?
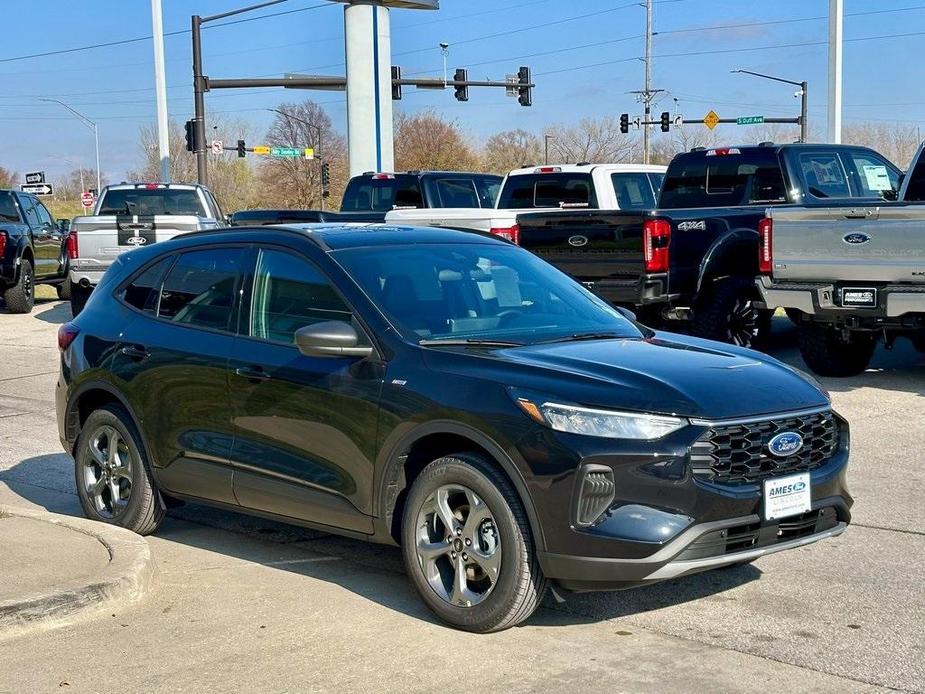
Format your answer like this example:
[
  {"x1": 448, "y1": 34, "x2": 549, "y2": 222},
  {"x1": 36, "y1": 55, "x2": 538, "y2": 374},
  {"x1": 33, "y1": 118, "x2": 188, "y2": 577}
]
[
  {"x1": 536, "y1": 331, "x2": 625, "y2": 345},
  {"x1": 418, "y1": 338, "x2": 524, "y2": 347}
]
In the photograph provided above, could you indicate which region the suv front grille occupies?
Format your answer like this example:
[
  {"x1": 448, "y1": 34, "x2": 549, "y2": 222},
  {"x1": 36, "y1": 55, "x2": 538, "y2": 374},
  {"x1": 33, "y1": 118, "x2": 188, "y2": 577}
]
[{"x1": 691, "y1": 410, "x2": 838, "y2": 485}]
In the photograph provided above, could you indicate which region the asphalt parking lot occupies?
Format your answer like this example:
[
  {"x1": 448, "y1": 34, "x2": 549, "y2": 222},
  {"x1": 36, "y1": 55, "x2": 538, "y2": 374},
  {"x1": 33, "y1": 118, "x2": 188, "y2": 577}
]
[{"x1": 0, "y1": 297, "x2": 922, "y2": 693}]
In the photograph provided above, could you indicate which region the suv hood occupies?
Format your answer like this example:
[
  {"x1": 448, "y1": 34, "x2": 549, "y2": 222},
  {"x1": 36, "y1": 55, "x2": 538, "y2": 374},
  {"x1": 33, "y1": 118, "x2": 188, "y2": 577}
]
[{"x1": 426, "y1": 332, "x2": 829, "y2": 420}]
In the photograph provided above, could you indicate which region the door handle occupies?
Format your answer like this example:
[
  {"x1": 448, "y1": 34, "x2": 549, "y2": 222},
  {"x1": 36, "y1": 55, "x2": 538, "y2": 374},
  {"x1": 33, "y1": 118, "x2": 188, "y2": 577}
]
[
  {"x1": 120, "y1": 345, "x2": 150, "y2": 361},
  {"x1": 235, "y1": 366, "x2": 271, "y2": 382},
  {"x1": 843, "y1": 209, "x2": 873, "y2": 219}
]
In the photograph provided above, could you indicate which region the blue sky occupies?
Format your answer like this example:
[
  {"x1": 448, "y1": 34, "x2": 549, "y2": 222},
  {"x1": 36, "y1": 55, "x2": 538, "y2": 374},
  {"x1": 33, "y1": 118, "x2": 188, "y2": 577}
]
[{"x1": 2, "y1": 0, "x2": 923, "y2": 180}]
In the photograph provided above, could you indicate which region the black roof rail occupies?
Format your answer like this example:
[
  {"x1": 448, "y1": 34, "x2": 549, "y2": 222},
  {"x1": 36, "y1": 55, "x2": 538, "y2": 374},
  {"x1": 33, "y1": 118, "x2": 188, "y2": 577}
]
[
  {"x1": 690, "y1": 147, "x2": 706, "y2": 152},
  {"x1": 362, "y1": 170, "x2": 375, "y2": 175},
  {"x1": 577, "y1": 161, "x2": 591, "y2": 166},
  {"x1": 758, "y1": 141, "x2": 775, "y2": 147}
]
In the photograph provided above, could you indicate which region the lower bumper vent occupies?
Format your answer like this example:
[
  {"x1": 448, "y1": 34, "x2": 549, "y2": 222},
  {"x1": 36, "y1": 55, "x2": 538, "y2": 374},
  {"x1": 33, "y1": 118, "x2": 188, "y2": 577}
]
[{"x1": 575, "y1": 466, "x2": 615, "y2": 527}]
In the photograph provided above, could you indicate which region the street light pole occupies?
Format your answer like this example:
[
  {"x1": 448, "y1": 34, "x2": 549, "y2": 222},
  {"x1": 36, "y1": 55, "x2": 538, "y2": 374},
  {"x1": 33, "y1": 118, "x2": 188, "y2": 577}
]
[
  {"x1": 40, "y1": 98, "x2": 102, "y2": 192},
  {"x1": 544, "y1": 134, "x2": 554, "y2": 165},
  {"x1": 731, "y1": 69, "x2": 808, "y2": 143},
  {"x1": 267, "y1": 108, "x2": 325, "y2": 209}
]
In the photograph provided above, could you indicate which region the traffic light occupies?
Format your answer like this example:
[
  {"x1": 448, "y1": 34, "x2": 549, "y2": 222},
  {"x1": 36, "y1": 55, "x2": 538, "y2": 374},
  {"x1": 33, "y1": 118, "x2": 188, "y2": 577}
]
[
  {"x1": 620, "y1": 113, "x2": 629, "y2": 134},
  {"x1": 391, "y1": 65, "x2": 402, "y2": 100},
  {"x1": 660, "y1": 111, "x2": 671, "y2": 133},
  {"x1": 184, "y1": 119, "x2": 199, "y2": 152},
  {"x1": 321, "y1": 161, "x2": 331, "y2": 192},
  {"x1": 453, "y1": 68, "x2": 469, "y2": 102},
  {"x1": 517, "y1": 66, "x2": 532, "y2": 107},
  {"x1": 237, "y1": 140, "x2": 246, "y2": 158}
]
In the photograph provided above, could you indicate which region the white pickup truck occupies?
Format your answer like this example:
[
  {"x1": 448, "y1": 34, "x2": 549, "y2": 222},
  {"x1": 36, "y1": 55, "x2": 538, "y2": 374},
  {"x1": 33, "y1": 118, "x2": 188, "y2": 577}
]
[
  {"x1": 384, "y1": 163, "x2": 666, "y2": 239},
  {"x1": 67, "y1": 183, "x2": 226, "y2": 314}
]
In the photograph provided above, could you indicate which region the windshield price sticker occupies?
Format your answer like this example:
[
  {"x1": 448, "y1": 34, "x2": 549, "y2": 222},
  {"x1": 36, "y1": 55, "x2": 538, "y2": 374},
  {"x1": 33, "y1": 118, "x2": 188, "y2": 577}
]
[{"x1": 763, "y1": 473, "x2": 811, "y2": 521}]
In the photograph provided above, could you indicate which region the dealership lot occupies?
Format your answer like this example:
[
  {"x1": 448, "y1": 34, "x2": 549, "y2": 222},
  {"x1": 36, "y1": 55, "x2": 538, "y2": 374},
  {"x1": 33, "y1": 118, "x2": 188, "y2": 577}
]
[{"x1": 0, "y1": 299, "x2": 922, "y2": 693}]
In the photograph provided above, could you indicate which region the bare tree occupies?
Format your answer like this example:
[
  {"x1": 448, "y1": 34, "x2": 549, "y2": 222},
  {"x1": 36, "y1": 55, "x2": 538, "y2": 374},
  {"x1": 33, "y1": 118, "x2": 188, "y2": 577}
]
[
  {"x1": 0, "y1": 166, "x2": 17, "y2": 189},
  {"x1": 258, "y1": 101, "x2": 346, "y2": 210},
  {"x1": 545, "y1": 117, "x2": 640, "y2": 164},
  {"x1": 648, "y1": 126, "x2": 720, "y2": 165},
  {"x1": 394, "y1": 110, "x2": 479, "y2": 172},
  {"x1": 843, "y1": 121, "x2": 922, "y2": 168},
  {"x1": 482, "y1": 129, "x2": 542, "y2": 173}
]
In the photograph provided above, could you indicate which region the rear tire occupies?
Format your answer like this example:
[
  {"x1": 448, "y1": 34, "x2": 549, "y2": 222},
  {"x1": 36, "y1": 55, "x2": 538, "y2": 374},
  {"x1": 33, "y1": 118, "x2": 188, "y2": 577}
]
[
  {"x1": 401, "y1": 453, "x2": 546, "y2": 633},
  {"x1": 693, "y1": 276, "x2": 770, "y2": 349},
  {"x1": 3, "y1": 259, "x2": 34, "y2": 314},
  {"x1": 56, "y1": 281, "x2": 71, "y2": 301},
  {"x1": 74, "y1": 404, "x2": 165, "y2": 536},
  {"x1": 69, "y1": 282, "x2": 91, "y2": 316},
  {"x1": 797, "y1": 324, "x2": 876, "y2": 377}
]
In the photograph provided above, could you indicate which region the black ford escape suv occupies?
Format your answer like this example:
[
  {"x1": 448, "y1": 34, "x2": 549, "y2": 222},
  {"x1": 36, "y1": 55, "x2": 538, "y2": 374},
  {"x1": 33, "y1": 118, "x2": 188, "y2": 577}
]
[{"x1": 55, "y1": 225, "x2": 851, "y2": 632}]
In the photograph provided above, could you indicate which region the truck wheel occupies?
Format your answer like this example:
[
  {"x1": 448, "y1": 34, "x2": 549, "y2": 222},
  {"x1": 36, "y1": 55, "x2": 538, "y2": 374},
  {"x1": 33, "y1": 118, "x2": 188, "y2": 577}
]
[
  {"x1": 69, "y1": 282, "x2": 91, "y2": 316},
  {"x1": 797, "y1": 325, "x2": 876, "y2": 377},
  {"x1": 693, "y1": 277, "x2": 770, "y2": 349},
  {"x1": 3, "y1": 259, "x2": 35, "y2": 314},
  {"x1": 401, "y1": 453, "x2": 547, "y2": 633},
  {"x1": 56, "y1": 281, "x2": 71, "y2": 301}
]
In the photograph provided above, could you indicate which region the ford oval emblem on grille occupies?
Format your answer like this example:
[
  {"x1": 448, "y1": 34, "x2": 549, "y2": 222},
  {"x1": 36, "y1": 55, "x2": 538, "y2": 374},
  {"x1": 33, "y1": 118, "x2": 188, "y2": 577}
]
[
  {"x1": 568, "y1": 235, "x2": 589, "y2": 247},
  {"x1": 767, "y1": 432, "x2": 803, "y2": 457},
  {"x1": 843, "y1": 232, "x2": 871, "y2": 245}
]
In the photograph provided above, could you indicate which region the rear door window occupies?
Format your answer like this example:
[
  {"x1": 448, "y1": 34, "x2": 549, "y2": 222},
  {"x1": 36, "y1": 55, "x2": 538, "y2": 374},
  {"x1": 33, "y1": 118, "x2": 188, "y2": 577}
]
[
  {"x1": 610, "y1": 173, "x2": 658, "y2": 210},
  {"x1": 34, "y1": 201, "x2": 54, "y2": 228},
  {"x1": 0, "y1": 192, "x2": 20, "y2": 223},
  {"x1": 157, "y1": 248, "x2": 245, "y2": 331},
  {"x1": 98, "y1": 189, "x2": 207, "y2": 216},
  {"x1": 17, "y1": 194, "x2": 41, "y2": 228},
  {"x1": 798, "y1": 153, "x2": 851, "y2": 199},
  {"x1": 121, "y1": 257, "x2": 174, "y2": 314},
  {"x1": 498, "y1": 173, "x2": 597, "y2": 208}
]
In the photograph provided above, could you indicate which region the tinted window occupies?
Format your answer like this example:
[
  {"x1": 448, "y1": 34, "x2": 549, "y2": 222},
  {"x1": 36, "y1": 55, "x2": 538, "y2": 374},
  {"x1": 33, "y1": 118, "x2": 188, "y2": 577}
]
[
  {"x1": 433, "y1": 179, "x2": 480, "y2": 208},
  {"x1": 498, "y1": 173, "x2": 597, "y2": 209},
  {"x1": 98, "y1": 189, "x2": 206, "y2": 216},
  {"x1": 475, "y1": 176, "x2": 502, "y2": 207},
  {"x1": 341, "y1": 176, "x2": 423, "y2": 212},
  {"x1": 0, "y1": 192, "x2": 19, "y2": 223},
  {"x1": 250, "y1": 249, "x2": 352, "y2": 344},
  {"x1": 34, "y1": 201, "x2": 54, "y2": 227},
  {"x1": 846, "y1": 152, "x2": 899, "y2": 198},
  {"x1": 333, "y1": 243, "x2": 641, "y2": 343},
  {"x1": 798, "y1": 153, "x2": 850, "y2": 199},
  {"x1": 158, "y1": 248, "x2": 244, "y2": 331},
  {"x1": 904, "y1": 153, "x2": 925, "y2": 201},
  {"x1": 611, "y1": 173, "x2": 658, "y2": 210},
  {"x1": 121, "y1": 257, "x2": 173, "y2": 314},
  {"x1": 659, "y1": 151, "x2": 785, "y2": 208},
  {"x1": 18, "y1": 195, "x2": 40, "y2": 227}
]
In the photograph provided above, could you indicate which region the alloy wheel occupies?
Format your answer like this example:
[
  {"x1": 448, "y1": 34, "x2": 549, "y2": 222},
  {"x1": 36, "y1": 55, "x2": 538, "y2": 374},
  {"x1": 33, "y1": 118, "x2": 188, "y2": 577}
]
[
  {"x1": 414, "y1": 484, "x2": 502, "y2": 608},
  {"x1": 82, "y1": 425, "x2": 133, "y2": 519},
  {"x1": 727, "y1": 296, "x2": 760, "y2": 347},
  {"x1": 23, "y1": 267, "x2": 33, "y2": 301}
]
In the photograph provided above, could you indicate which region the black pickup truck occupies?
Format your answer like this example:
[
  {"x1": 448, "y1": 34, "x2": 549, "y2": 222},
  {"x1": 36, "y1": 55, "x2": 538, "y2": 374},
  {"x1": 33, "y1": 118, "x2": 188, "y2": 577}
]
[
  {"x1": 0, "y1": 189, "x2": 70, "y2": 313},
  {"x1": 517, "y1": 143, "x2": 903, "y2": 347}
]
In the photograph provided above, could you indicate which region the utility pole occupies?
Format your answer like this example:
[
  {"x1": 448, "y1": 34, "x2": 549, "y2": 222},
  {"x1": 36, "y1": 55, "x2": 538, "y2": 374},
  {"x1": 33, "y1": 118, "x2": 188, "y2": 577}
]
[
  {"x1": 828, "y1": 0, "x2": 843, "y2": 143},
  {"x1": 151, "y1": 0, "x2": 170, "y2": 182},
  {"x1": 643, "y1": 0, "x2": 652, "y2": 164}
]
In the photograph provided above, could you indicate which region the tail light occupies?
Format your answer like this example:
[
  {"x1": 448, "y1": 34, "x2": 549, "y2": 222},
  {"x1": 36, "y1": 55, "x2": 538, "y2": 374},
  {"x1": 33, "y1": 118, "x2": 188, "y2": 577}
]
[
  {"x1": 490, "y1": 225, "x2": 520, "y2": 245},
  {"x1": 758, "y1": 217, "x2": 773, "y2": 274},
  {"x1": 57, "y1": 322, "x2": 80, "y2": 352},
  {"x1": 0, "y1": 231, "x2": 6, "y2": 258},
  {"x1": 66, "y1": 230, "x2": 79, "y2": 259},
  {"x1": 643, "y1": 219, "x2": 671, "y2": 273}
]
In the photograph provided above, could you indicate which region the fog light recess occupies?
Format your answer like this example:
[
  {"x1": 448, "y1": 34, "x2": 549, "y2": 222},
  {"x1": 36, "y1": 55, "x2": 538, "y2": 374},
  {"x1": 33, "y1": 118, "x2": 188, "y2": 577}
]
[{"x1": 576, "y1": 465, "x2": 616, "y2": 527}]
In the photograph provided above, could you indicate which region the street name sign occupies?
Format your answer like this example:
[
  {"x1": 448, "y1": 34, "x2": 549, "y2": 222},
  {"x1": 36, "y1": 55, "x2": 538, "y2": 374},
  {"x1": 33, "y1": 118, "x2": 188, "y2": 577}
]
[
  {"x1": 271, "y1": 147, "x2": 303, "y2": 157},
  {"x1": 736, "y1": 115, "x2": 765, "y2": 125}
]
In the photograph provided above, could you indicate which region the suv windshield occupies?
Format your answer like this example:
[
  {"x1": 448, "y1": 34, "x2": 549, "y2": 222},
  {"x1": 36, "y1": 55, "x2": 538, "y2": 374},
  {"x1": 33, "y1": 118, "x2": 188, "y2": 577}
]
[
  {"x1": 333, "y1": 243, "x2": 641, "y2": 344},
  {"x1": 98, "y1": 189, "x2": 206, "y2": 216},
  {"x1": 498, "y1": 173, "x2": 598, "y2": 209}
]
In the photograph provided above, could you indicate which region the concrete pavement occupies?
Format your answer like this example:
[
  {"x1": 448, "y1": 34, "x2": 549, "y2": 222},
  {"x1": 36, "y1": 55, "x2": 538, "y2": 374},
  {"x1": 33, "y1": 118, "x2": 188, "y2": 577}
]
[{"x1": 0, "y1": 299, "x2": 922, "y2": 693}]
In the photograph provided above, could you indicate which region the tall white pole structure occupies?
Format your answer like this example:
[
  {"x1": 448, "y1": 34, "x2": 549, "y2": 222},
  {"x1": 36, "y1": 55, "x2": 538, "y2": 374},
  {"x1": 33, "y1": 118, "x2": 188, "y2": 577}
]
[
  {"x1": 335, "y1": 0, "x2": 438, "y2": 176},
  {"x1": 643, "y1": 0, "x2": 652, "y2": 165},
  {"x1": 151, "y1": 0, "x2": 171, "y2": 182},
  {"x1": 827, "y1": 0, "x2": 843, "y2": 144},
  {"x1": 39, "y1": 98, "x2": 102, "y2": 193}
]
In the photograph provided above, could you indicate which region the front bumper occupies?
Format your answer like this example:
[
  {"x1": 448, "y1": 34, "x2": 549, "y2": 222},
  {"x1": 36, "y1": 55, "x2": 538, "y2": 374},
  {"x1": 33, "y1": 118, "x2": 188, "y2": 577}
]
[{"x1": 757, "y1": 276, "x2": 925, "y2": 328}]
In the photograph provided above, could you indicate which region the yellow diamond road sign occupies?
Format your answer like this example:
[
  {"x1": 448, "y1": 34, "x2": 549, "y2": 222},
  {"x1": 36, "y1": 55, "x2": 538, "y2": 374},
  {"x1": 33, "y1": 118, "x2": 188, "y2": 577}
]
[
  {"x1": 703, "y1": 110, "x2": 720, "y2": 130},
  {"x1": 252, "y1": 146, "x2": 271, "y2": 155}
]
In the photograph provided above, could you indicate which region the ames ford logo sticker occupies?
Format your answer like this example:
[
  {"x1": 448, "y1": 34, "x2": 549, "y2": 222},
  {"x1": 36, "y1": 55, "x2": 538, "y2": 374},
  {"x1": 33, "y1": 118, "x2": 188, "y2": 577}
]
[
  {"x1": 767, "y1": 432, "x2": 804, "y2": 457},
  {"x1": 568, "y1": 235, "x2": 589, "y2": 247},
  {"x1": 843, "y1": 232, "x2": 871, "y2": 245}
]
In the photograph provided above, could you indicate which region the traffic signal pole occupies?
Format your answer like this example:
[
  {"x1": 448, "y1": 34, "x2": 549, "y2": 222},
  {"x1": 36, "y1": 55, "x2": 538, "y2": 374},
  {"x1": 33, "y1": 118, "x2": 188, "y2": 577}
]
[{"x1": 191, "y1": 14, "x2": 208, "y2": 186}]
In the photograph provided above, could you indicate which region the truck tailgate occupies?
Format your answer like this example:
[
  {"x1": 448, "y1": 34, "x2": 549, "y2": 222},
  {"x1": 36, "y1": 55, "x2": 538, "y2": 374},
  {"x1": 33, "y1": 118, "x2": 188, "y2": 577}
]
[
  {"x1": 72, "y1": 215, "x2": 210, "y2": 272},
  {"x1": 770, "y1": 205, "x2": 925, "y2": 283},
  {"x1": 516, "y1": 210, "x2": 646, "y2": 282}
]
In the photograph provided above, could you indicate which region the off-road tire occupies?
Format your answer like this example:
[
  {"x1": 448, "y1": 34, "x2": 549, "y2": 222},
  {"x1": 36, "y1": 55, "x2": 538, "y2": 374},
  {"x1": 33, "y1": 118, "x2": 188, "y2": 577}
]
[
  {"x1": 69, "y1": 282, "x2": 91, "y2": 316},
  {"x1": 74, "y1": 404, "x2": 165, "y2": 535},
  {"x1": 56, "y1": 281, "x2": 71, "y2": 301},
  {"x1": 797, "y1": 324, "x2": 876, "y2": 377},
  {"x1": 693, "y1": 276, "x2": 771, "y2": 349},
  {"x1": 401, "y1": 453, "x2": 547, "y2": 633},
  {"x1": 3, "y1": 258, "x2": 34, "y2": 314}
]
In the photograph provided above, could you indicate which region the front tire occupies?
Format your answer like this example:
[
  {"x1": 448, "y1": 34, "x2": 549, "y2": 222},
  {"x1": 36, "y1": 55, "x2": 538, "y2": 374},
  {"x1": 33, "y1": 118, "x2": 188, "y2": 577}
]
[
  {"x1": 56, "y1": 281, "x2": 71, "y2": 301},
  {"x1": 693, "y1": 276, "x2": 771, "y2": 349},
  {"x1": 797, "y1": 325, "x2": 876, "y2": 377},
  {"x1": 69, "y1": 281, "x2": 91, "y2": 316},
  {"x1": 3, "y1": 259, "x2": 34, "y2": 314},
  {"x1": 401, "y1": 453, "x2": 546, "y2": 633},
  {"x1": 74, "y1": 404, "x2": 165, "y2": 535}
]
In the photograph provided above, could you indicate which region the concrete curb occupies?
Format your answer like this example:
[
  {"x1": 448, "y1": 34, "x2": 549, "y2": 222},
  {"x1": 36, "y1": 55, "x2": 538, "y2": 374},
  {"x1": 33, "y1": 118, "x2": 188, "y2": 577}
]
[{"x1": 0, "y1": 505, "x2": 153, "y2": 639}]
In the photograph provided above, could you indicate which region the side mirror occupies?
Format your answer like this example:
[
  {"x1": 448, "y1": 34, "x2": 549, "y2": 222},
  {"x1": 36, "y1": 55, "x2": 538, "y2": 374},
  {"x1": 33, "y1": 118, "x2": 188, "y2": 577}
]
[
  {"x1": 615, "y1": 306, "x2": 638, "y2": 322},
  {"x1": 294, "y1": 320, "x2": 373, "y2": 359}
]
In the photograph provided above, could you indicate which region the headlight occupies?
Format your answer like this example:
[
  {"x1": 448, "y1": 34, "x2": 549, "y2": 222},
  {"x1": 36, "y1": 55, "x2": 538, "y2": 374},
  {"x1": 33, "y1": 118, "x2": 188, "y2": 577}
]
[{"x1": 516, "y1": 397, "x2": 686, "y2": 440}]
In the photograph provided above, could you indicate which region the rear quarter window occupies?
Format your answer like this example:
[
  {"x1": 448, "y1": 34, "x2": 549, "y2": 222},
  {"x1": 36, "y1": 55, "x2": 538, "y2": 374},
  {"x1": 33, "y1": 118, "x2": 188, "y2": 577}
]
[
  {"x1": 0, "y1": 192, "x2": 19, "y2": 223},
  {"x1": 120, "y1": 256, "x2": 174, "y2": 314}
]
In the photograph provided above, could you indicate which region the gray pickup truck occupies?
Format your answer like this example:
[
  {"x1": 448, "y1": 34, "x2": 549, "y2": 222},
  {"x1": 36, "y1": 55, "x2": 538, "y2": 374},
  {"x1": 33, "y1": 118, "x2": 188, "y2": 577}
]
[
  {"x1": 757, "y1": 143, "x2": 925, "y2": 376},
  {"x1": 68, "y1": 183, "x2": 226, "y2": 314}
]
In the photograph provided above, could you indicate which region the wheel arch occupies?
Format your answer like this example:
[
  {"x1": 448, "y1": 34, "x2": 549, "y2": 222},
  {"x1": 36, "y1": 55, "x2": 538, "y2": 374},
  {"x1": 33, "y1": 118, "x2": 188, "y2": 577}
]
[
  {"x1": 696, "y1": 227, "x2": 759, "y2": 295},
  {"x1": 375, "y1": 421, "x2": 546, "y2": 552},
  {"x1": 66, "y1": 380, "x2": 152, "y2": 464}
]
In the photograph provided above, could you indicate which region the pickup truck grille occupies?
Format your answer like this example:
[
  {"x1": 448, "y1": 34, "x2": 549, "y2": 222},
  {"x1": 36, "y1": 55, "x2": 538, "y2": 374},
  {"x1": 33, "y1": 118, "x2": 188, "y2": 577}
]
[{"x1": 690, "y1": 411, "x2": 838, "y2": 485}]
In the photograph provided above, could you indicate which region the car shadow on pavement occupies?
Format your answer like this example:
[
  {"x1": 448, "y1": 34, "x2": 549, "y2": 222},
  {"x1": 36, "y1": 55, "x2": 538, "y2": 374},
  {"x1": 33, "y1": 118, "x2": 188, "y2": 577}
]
[
  {"x1": 0, "y1": 454, "x2": 82, "y2": 516},
  {"x1": 33, "y1": 302, "x2": 72, "y2": 325}
]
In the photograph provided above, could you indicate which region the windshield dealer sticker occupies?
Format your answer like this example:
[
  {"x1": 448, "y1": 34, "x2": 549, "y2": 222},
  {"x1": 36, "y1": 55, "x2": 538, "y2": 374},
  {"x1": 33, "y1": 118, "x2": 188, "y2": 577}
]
[{"x1": 763, "y1": 473, "x2": 811, "y2": 521}]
